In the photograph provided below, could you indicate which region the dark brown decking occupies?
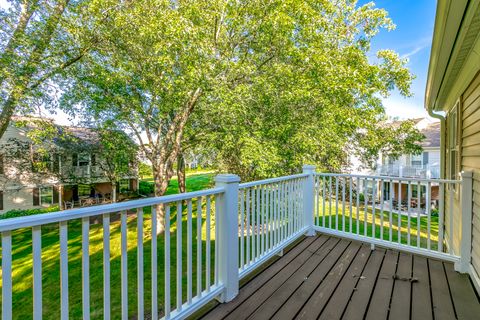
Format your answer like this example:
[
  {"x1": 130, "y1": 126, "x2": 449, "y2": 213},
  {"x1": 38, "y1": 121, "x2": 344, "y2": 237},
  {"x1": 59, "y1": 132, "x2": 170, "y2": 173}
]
[{"x1": 201, "y1": 234, "x2": 480, "y2": 320}]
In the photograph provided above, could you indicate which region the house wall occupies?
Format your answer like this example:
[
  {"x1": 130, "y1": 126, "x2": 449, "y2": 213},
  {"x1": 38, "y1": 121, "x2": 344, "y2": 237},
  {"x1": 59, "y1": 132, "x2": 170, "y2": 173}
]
[
  {"x1": 461, "y1": 71, "x2": 480, "y2": 276},
  {"x1": 444, "y1": 71, "x2": 480, "y2": 275}
]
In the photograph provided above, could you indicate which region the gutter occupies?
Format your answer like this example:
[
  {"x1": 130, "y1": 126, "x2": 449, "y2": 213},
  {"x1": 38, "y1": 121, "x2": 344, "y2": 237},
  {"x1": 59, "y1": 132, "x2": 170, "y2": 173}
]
[{"x1": 427, "y1": 109, "x2": 445, "y2": 180}]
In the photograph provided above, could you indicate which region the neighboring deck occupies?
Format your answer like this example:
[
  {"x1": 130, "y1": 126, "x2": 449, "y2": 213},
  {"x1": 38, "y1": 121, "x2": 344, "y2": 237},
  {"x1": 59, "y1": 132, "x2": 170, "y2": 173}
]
[{"x1": 201, "y1": 234, "x2": 480, "y2": 320}]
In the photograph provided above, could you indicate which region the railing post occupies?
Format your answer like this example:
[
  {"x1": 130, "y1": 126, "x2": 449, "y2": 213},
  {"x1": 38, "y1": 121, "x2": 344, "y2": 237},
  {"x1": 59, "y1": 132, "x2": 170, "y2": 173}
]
[
  {"x1": 456, "y1": 171, "x2": 473, "y2": 273},
  {"x1": 302, "y1": 165, "x2": 316, "y2": 236},
  {"x1": 215, "y1": 174, "x2": 240, "y2": 302}
]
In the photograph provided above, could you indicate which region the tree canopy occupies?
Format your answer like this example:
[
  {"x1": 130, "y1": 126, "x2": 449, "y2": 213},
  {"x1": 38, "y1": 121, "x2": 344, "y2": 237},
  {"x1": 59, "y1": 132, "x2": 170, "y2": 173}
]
[{"x1": 57, "y1": 0, "x2": 421, "y2": 186}]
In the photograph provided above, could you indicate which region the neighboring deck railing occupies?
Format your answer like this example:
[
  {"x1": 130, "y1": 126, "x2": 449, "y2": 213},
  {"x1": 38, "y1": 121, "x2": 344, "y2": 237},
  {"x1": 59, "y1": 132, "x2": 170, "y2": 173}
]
[{"x1": 0, "y1": 166, "x2": 472, "y2": 319}]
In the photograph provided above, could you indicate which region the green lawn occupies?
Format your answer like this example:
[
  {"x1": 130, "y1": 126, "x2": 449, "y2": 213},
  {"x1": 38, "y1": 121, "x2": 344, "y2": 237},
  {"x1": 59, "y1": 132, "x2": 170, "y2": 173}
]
[
  {"x1": 0, "y1": 175, "x2": 440, "y2": 319},
  {"x1": 316, "y1": 201, "x2": 440, "y2": 250},
  {"x1": 1, "y1": 173, "x2": 216, "y2": 319}
]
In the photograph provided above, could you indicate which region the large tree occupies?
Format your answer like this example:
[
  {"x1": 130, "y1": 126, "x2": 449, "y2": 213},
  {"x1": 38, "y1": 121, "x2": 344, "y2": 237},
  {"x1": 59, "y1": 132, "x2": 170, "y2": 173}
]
[
  {"x1": 60, "y1": 0, "x2": 420, "y2": 230},
  {"x1": 0, "y1": 0, "x2": 112, "y2": 139}
]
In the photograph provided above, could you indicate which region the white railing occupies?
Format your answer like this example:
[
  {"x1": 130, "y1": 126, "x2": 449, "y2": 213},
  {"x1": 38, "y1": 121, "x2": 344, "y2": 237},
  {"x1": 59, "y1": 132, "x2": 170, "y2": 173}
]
[
  {"x1": 376, "y1": 164, "x2": 441, "y2": 179},
  {"x1": 314, "y1": 172, "x2": 466, "y2": 262},
  {"x1": 237, "y1": 173, "x2": 309, "y2": 279},
  {"x1": 0, "y1": 166, "x2": 472, "y2": 319},
  {"x1": 0, "y1": 187, "x2": 226, "y2": 320}
]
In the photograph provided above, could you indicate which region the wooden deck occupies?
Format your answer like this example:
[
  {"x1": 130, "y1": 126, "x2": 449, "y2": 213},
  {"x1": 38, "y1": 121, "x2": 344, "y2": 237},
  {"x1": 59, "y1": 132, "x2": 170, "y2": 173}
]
[{"x1": 201, "y1": 234, "x2": 480, "y2": 320}]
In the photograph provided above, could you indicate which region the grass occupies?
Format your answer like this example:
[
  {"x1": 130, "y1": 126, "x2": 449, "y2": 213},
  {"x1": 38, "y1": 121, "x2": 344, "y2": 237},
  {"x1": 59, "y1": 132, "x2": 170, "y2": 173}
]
[
  {"x1": 0, "y1": 174, "x2": 440, "y2": 319},
  {"x1": 1, "y1": 173, "x2": 216, "y2": 319},
  {"x1": 316, "y1": 201, "x2": 439, "y2": 250}
]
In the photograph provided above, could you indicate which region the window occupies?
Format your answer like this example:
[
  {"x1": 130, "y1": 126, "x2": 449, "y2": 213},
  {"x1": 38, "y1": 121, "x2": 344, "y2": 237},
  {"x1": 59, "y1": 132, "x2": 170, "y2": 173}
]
[
  {"x1": 72, "y1": 153, "x2": 91, "y2": 166},
  {"x1": 78, "y1": 153, "x2": 90, "y2": 166},
  {"x1": 0, "y1": 191, "x2": 3, "y2": 210},
  {"x1": 40, "y1": 187, "x2": 53, "y2": 206},
  {"x1": 411, "y1": 185, "x2": 426, "y2": 198},
  {"x1": 411, "y1": 154, "x2": 422, "y2": 167},
  {"x1": 448, "y1": 105, "x2": 459, "y2": 180},
  {"x1": 0, "y1": 154, "x2": 4, "y2": 174}
]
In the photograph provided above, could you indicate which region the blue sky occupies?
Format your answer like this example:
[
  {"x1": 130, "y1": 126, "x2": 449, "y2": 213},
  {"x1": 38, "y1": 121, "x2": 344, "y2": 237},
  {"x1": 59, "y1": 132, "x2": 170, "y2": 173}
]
[{"x1": 358, "y1": 0, "x2": 437, "y2": 119}]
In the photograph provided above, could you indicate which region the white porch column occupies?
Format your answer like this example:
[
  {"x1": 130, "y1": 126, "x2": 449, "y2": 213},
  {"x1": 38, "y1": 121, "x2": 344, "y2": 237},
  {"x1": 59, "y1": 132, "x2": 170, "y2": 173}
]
[
  {"x1": 215, "y1": 174, "x2": 240, "y2": 302},
  {"x1": 302, "y1": 165, "x2": 316, "y2": 236},
  {"x1": 456, "y1": 171, "x2": 473, "y2": 273}
]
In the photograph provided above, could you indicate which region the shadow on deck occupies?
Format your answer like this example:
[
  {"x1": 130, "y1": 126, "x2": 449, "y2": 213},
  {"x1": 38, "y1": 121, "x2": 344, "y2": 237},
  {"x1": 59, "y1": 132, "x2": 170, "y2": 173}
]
[{"x1": 198, "y1": 234, "x2": 480, "y2": 320}]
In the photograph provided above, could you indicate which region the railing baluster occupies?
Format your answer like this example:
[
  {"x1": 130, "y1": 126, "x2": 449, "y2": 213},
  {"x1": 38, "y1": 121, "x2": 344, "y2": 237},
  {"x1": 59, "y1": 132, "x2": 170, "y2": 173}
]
[
  {"x1": 349, "y1": 177, "x2": 353, "y2": 233},
  {"x1": 33, "y1": 226, "x2": 42, "y2": 320},
  {"x1": 137, "y1": 208, "x2": 144, "y2": 319},
  {"x1": 449, "y1": 185, "x2": 454, "y2": 252},
  {"x1": 356, "y1": 177, "x2": 360, "y2": 235},
  {"x1": 389, "y1": 179, "x2": 393, "y2": 242},
  {"x1": 214, "y1": 196, "x2": 219, "y2": 286},
  {"x1": 251, "y1": 188, "x2": 256, "y2": 260},
  {"x1": 439, "y1": 183, "x2": 445, "y2": 252},
  {"x1": 255, "y1": 187, "x2": 262, "y2": 255},
  {"x1": 60, "y1": 221, "x2": 69, "y2": 320},
  {"x1": 120, "y1": 211, "x2": 128, "y2": 320},
  {"x1": 274, "y1": 183, "x2": 278, "y2": 246},
  {"x1": 261, "y1": 185, "x2": 265, "y2": 255},
  {"x1": 165, "y1": 205, "x2": 171, "y2": 319},
  {"x1": 372, "y1": 179, "x2": 376, "y2": 239},
  {"x1": 329, "y1": 176, "x2": 333, "y2": 229},
  {"x1": 427, "y1": 181, "x2": 432, "y2": 250},
  {"x1": 364, "y1": 178, "x2": 368, "y2": 237},
  {"x1": 407, "y1": 182, "x2": 411, "y2": 246},
  {"x1": 240, "y1": 190, "x2": 245, "y2": 269},
  {"x1": 176, "y1": 201, "x2": 182, "y2": 311},
  {"x1": 82, "y1": 217, "x2": 91, "y2": 320},
  {"x1": 2, "y1": 231, "x2": 12, "y2": 320},
  {"x1": 380, "y1": 179, "x2": 384, "y2": 240},
  {"x1": 187, "y1": 200, "x2": 193, "y2": 305},
  {"x1": 206, "y1": 197, "x2": 211, "y2": 291},
  {"x1": 417, "y1": 182, "x2": 421, "y2": 248},
  {"x1": 151, "y1": 207, "x2": 158, "y2": 320},
  {"x1": 322, "y1": 176, "x2": 326, "y2": 228},
  {"x1": 103, "y1": 213, "x2": 111, "y2": 320},
  {"x1": 246, "y1": 190, "x2": 251, "y2": 266},
  {"x1": 398, "y1": 179, "x2": 402, "y2": 244},
  {"x1": 335, "y1": 177, "x2": 339, "y2": 230},
  {"x1": 196, "y1": 197, "x2": 202, "y2": 297},
  {"x1": 342, "y1": 177, "x2": 346, "y2": 232}
]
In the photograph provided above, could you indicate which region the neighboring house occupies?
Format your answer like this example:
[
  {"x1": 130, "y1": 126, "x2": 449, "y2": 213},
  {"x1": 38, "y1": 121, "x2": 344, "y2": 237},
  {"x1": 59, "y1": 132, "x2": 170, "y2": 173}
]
[
  {"x1": 376, "y1": 118, "x2": 441, "y2": 206},
  {"x1": 376, "y1": 118, "x2": 441, "y2": 179},
  {"x1": 0, "y1": 117, "x2": 139, "y2": 213},
  {"x1": 349, "y1": 118, "x2": 441, "y2": 207},
  {"x1": 425, "y1": 0, "x2": 480, "y2": 291}
]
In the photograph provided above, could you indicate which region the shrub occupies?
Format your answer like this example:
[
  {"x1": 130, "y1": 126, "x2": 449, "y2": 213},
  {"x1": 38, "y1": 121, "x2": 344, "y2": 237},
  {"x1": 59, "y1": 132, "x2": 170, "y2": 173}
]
[
  {"x1": 138, "y1": 180, "x2": 154, "y2": 196},
  {"x1": 358, "y1": 193, "x2": 365, "y2": 203},
  {"x1": 431, "y1": 207, "x2": 439, "y2": 217},
  {"x1": 0, "y1": 205, "x2": 60, "y2": 220}
]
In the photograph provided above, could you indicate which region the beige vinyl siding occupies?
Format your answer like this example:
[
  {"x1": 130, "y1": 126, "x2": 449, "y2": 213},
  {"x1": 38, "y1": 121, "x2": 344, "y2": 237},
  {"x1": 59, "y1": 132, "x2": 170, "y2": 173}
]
[{"x1": 461, "y1": 71, "x2": 480, "y2": 275}]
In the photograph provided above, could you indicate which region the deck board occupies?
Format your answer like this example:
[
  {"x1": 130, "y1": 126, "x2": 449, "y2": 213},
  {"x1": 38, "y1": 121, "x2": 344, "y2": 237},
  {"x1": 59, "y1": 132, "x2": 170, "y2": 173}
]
[
  {"x1": 341, "y1": 248, "x2": 386, "y2": 320},
  {"x1": 200, "y1": 234, "x2": 480, "y2": 320}
]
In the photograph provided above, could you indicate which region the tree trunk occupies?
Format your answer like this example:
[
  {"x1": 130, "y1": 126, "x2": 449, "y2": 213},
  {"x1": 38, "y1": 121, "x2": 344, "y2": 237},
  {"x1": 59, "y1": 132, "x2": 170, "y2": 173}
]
[
  {"x1": 153, "y1": 168, "x2": 171, "y2": 234},
  {"x1": 177, "y1": 153, "x2": 186, "y2": 193},
  {"x1": 112, "y1": 183, "x2": 117, "y2": 203}
]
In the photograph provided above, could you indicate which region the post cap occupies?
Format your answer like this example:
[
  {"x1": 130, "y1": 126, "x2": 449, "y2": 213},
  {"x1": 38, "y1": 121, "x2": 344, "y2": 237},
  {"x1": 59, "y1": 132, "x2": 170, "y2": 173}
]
[
  {"x1": 302, "y1": 165, "x2": 316, "y2": 173},
  {"x1": 215, "y1": 174, "x2": 241, "y2": 184}
]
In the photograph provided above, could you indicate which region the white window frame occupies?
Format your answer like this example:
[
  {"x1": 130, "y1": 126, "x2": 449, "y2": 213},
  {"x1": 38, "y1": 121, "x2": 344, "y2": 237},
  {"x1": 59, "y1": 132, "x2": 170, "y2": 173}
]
[{"x1": 447, "y1": 102, "x2": 460, "y2": 189}]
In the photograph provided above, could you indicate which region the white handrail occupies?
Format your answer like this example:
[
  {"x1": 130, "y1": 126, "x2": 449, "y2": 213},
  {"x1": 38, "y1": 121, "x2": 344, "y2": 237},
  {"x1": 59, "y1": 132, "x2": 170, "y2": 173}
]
[
  {"x1": 0, "y1": 187, "x2": 225, "y2": 232},
  {"x1": 316, "y1": 172, "x2": 459, "y2": 184},
  {"x1": 239, "y1": 173, "x2": 308, "y2": 188}
]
